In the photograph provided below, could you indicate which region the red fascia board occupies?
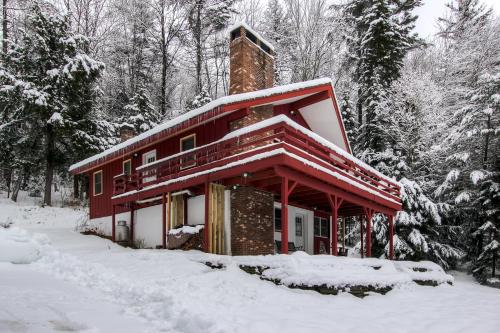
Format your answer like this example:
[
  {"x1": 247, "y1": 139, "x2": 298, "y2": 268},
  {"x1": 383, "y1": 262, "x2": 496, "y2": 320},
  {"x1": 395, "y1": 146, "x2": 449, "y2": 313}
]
[{"x1": 71, "y1": 84, "x2": 333, "y2": 175}]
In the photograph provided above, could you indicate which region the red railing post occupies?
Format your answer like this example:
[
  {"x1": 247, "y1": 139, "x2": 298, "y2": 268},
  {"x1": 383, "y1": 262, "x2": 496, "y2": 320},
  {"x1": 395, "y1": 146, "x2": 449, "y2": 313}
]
[{"x1": 389, "y1": 214, "x2": 394, "y2": 260}]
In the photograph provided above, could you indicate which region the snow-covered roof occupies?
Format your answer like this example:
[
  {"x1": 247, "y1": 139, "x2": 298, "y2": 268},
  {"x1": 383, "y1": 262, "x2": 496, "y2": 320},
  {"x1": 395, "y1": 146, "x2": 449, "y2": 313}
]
[
  {"x1": 69, "y1": 78, "x2": 334, "y2": 173},
  {"x1": 229, "y1": 21, "x2": 275, "y2": 52}
]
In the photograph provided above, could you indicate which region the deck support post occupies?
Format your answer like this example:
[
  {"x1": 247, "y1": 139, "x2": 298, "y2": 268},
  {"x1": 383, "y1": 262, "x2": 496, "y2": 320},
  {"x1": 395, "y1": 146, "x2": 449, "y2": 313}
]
[
  {"x1": 204, "y1": 182, "x2": 210, "y2": 252},
  {"x1": 364, "y1": 208, "x2": 374, "y2": 258},
  {"x1": 327, "y1": 195, "x2": 343, "y2": 256},
  {"x1": 130, "y1": 204, "x2": 134, "y2": 246},
  {"x1": 342, "y1": 217, "x2": 346, "y2": 252},
  {"x1": 389, "y1": 214, "x2": 394, "y2": 260},
  {"x1": 111, "y1": 205, "x2": 116, "y2": 242},
  {"x1": 360, "y1": 215, "x2": 364, "y2": 259},
  {"x1": 281, "y1": 177, "x2": 289, "y2": 254},
  {"x1": 162, "y1": 193, "x2": 167, "y2": 248}
]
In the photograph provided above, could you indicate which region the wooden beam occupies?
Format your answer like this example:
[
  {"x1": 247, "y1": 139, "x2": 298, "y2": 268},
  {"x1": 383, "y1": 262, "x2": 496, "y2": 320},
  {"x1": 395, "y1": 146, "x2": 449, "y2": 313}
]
[
  {"x1": 290, "y1": 91, "x2": 330, "y2": 110},
  {"x1": 389, "y1": 214, "x2": 394, "y2": 260},
  {"x1": 204, "y1": 182, "x2": 210, "y2": 252},
  {"x1": 130, "y1": 204, "x2": 134, "y2": 246},
  {"x1": 162, "y1": 193, "x2": 167, "y2": 249}
]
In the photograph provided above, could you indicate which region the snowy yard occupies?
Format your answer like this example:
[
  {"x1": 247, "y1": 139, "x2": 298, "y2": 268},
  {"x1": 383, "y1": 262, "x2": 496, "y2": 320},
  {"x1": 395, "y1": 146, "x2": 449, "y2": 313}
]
[{"x1": 1, "y1": 198, "x2": 499, "y2": 333}]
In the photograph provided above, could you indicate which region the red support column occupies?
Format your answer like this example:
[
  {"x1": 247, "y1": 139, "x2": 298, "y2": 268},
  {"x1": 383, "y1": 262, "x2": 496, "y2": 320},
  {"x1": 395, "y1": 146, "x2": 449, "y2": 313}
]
[
  {"x1": 111, "y1": 205, "x2": 116, "y2": 242},
  {"x1": 360, "y1": 215, "x2": 364, "y2": 259},
  {"x1": 332, "y1": 201, "x2": 338, "y2": 256},
  {"x1": 366, "y1": 210, "x2": 372, "y2": 258},
  {"x1": 130, "y1": 204, "x2": 134, "y2": 246},
  {"x1": 389, "y1": 214, "x2": 394, "y2": 260},
  {"x1": 204, "y1": 182, "x2": 210, "y2": 253},
  {"x1": 162, "y1": 193, "x2": 167, "y2": 249},
  {"x1": 281, "y1": 177, "x2": 289, "y2": 254}
]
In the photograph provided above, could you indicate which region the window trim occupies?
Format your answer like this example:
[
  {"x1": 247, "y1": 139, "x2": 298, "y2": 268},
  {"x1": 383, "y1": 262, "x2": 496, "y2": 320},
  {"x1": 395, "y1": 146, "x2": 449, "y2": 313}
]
[
  {"x1": 180, "y1": 133, "x2": 196, "y2": 170},
  {"x1": 274, "y1": 207, "x2": 282, "y2": 232},
  {"x1": 122, "y1": 159, "x2": 132, "y2": 175},
  {"x1": 93, "y1": 170, "x2": 103, "y2": 196},
  {"x1": 142, "y1": 149, "x2": 157, "y2": 165}
]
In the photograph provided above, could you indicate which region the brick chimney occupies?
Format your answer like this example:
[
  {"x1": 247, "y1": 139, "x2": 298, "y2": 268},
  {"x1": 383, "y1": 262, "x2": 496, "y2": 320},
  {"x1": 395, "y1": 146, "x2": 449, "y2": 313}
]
[{"x1": 229, "y1": 23, "x2": 274, "y2": 95}]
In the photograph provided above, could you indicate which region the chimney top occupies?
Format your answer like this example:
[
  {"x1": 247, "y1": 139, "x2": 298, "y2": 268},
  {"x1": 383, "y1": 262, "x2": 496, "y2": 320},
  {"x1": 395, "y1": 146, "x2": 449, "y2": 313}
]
[
  {"x1": 229, "y1": 22, "x2": 275, "y2": 95},
  {"x1": 229, "y1": 22, "x2": 274, "y2": 56}
]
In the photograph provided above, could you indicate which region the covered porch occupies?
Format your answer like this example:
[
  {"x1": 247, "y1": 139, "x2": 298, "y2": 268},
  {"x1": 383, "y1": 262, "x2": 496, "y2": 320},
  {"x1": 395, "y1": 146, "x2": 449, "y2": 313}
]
[{"x1": 110, "y1": 115, "x2": 401, "y2": 257}]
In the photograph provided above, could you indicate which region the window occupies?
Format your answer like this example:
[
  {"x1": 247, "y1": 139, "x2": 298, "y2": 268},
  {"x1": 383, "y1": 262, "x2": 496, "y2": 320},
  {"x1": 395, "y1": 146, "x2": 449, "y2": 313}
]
[
  {"x1": 314, "y1": 217, "x2": 329, "y2": 237},
  {"x1": 123, "y1": 159, "x2": 131, "y2": 175},
  {"x1": 180, "y1": 134, "x2": 196, "y2": 169},
  {"x1": 142, "y1": 150, "x2": 156, "y2": 182},
  {"x1": 295, "y1": 216, "x2": 303, "y2": 237},
  {"x1": 274, "y1": 208, "x2": 281, "y2": 231},
  {"x1": 93, "y1": 170, "x2": 103, "y2": 196}
]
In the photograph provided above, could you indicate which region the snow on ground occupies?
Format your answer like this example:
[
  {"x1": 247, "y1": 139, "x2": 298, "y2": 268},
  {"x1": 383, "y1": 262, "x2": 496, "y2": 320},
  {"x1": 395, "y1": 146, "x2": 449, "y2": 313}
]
[{"x1": 1, "y1": 197, "x2": 500, "y2": 333}]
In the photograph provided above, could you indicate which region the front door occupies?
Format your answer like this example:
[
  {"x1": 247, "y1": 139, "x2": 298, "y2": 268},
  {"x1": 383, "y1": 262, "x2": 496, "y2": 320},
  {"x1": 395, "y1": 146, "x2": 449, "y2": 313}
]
[
  {"x1": 314, "y1": 216, "x2": 330, "y2": 254},
  {"x1": 295, "y1": 214, "x2": 305, "y2": 251}
]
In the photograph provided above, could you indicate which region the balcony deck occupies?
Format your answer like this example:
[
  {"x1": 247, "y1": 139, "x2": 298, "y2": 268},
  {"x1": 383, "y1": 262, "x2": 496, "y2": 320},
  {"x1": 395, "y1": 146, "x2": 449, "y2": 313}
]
[{"x1": 112, "y1": 116, "x2": 401, "y2": 214}]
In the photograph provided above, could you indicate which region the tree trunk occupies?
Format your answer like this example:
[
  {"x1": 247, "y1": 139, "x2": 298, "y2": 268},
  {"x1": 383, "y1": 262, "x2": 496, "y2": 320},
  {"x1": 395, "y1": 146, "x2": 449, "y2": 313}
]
[
  {"x1": 10, "y1": 172, "x2": 22, "y2": 202},
  {"x1": 43, "y1": 125, "x2": 55, "y2": 206},
  {"x1": 483, "y1": 113, "x2": 491, "y2": 168},
  {"x1": 2, "y1": 0, "x2": 7, "y2": 54},
  {"x1": 160, "y1": 0, "x2": 167, "y2": 117},
  {"x1": 195, "y1": 0, "x2": 202, "y2": 94},
  {"x1": 3, "y1": 167, "x2": 11, "y2": 198}
]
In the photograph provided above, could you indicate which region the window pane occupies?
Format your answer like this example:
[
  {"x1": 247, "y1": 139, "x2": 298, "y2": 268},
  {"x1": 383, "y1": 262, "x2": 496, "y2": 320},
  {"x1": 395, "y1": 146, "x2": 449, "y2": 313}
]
[
  {"x1": 94, "y1": 172, "x2": 102, "y2": 195},
  {"x1": 314, "y1": 217, "x2": 320, "y2": 236},
  {"x1": 123, "y1": 161, "x2": 131, "y2": 175},
  {"x1": 274, "y1": 208, "x2": 281, "y2": 231},
  {"x1": 181, "y1": 136, "x2": 195, "y2": 151},
  {"x1": 321, "y1": 218, "x2": 329, "y2": 237},
  {"x1": 295, "y1": 217, "x2": 302, "y2": 236}
]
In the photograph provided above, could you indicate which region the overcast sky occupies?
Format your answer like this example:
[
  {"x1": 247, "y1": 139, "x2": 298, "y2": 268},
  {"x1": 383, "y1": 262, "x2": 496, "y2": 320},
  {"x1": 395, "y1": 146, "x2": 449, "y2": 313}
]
[{"x1": 414, "y1": 0, "x2": 500, "y2": 38}]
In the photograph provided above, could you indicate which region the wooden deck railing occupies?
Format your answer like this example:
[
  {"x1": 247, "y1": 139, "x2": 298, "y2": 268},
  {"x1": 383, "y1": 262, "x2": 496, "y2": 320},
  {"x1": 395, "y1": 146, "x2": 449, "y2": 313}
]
[{"x1": 113, "y1": 121, "x2": 401, "y2": 202}]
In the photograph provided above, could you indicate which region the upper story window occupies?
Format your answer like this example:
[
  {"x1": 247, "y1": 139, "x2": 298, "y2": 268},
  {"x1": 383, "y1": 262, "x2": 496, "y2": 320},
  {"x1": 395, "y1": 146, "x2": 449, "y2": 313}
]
[
  {"x1": 231, "y1": 28, "x2": 241, "y2": 41},
  {"x1": 142, "y1": 150, "x2": 157, "y2": 182},
  {"x1": 93, "y1": 170, "x2": 103, "y2": 196},
  {"x1": 123, "y1": 159, "x2": 131, "y2": 175},
  {"x1": 180, "y1": 134, "x2": 196, "y2": 169}
]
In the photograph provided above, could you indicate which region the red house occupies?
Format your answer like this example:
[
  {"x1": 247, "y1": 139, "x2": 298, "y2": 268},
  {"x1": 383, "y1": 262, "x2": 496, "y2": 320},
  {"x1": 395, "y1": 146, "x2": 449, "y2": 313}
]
[{"x1": 70, "y1": 23, "x2": 401, "y2": 258}]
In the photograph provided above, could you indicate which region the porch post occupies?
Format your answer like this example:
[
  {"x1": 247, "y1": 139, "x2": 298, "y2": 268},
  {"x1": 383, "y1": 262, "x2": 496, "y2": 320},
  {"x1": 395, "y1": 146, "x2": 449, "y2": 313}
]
[
  {"x1": 365, "y1": 209, "x2": 373, "y2": 258},
  {"x1": 389, "y1": 214, "x2": 394, "y2": 260},
  {"x1": 342, "y1": 217, "x2": 346, "y2": 251},
  {"x1": 281, "y1": 177, "x2": 289, "y2": 254},
  {"x1": 162, "y1": 193, "x2": 167, "y2": 248},
  {"x1": 130, "y1": 204, "x2": 134, "y2": 246},
  {"x1": 327, "y1": 195, "x2": 342, "y2": 256},
  {"x1": 112, "y1": 205, "x2": 116, "y2": 242},
  {"x1": 204, "y1": 182, "x2": 210, "y2": 252},
  {"x1": 360, "y1": 215, "x2": 364, "y2": 259}
]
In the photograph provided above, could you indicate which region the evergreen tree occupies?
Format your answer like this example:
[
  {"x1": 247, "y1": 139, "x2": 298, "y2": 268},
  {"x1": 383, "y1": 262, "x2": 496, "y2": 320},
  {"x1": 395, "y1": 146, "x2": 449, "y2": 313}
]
[
  {"x1": 121, "y1": 86, "x2": 160, "y2": 134},
  {"x1": 0, "y1": 2, "x2": 105, "y2": 205},
  {"x1": 339, "y1": 93, "x2": 358, "y2": 146},
  {"x1": 185, "y1": 87, "x2": 212, "y2": 111}
]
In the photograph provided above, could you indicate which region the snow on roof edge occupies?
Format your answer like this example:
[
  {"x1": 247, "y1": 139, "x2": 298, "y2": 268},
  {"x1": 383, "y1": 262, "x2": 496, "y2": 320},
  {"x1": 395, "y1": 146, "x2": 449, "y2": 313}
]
[
  {"x1": 228, "y1": 21, "x2": 275, "y2": 51},
  {"x1": 69, "y1": 78, "x2": 332, "y2": 172}
]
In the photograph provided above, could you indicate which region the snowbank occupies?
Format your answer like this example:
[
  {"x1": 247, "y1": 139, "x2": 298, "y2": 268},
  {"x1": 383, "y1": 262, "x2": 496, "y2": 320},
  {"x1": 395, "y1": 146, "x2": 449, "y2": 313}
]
[
  {"x1": 0, "y1": 227, "x2": 44, "y2": 264},
  {"x1": 201, "y1": 251, "x2": 453, "y2": 291}
]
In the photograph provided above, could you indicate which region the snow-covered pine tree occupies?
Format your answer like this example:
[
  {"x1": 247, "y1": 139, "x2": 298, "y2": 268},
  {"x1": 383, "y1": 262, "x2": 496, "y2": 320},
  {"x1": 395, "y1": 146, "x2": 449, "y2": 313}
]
[
  {"x1": 0, "y1": 2, "x2": 105, "y2": 205},
  {"x1": 262, "y1": 0, "x2": 293, "y2": 85},
  {"x1": 433, "y1": 0, "x2": 500, "y2": 278},
  {"x1": 121, "y1": 86, "x2": 160, "y2": 134},
  {"x1": 339, "y1": 93, "x2": 358, "y2": 146},
  {"x1": 185, "y1": 87, "x2": 212, "y2": 111}
]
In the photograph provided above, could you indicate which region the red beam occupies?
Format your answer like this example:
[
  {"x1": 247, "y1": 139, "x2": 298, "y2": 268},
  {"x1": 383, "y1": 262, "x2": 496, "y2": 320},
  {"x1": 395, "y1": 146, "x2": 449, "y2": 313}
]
[
  {"x1": 130, "y1": 204, "x2": 134, "y2": 245},
  {"x1": 281, "y1": 177, "x2": 289, "y2": 254},
  {"x1": 290, "y1": 91, "x2": 330, "y2": 110},
  {"x1": 204, "y1": 182, "x2": 209, "y2": 252},
  {"x1": 162, "y1": 193, "x2": 167, "y2": 249},
  {"x1": 111, "y1": 205, "x2": 116, "y2": 242},
  {"x1": 389, "y1": 214, "x2": 394, "y2": 260}
]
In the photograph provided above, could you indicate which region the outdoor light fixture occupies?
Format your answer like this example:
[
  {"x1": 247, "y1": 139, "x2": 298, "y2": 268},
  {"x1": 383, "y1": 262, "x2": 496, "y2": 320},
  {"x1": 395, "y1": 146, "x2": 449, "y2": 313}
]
[
  {"x1": 243, "y1": 172, "x2": 250, "y2": 178},
  {"x1": 133, "y1": 153, "x2": 139, "y2": 158},
  {"x1": 290, "y1": 110, "x2": 296, "y2": 115}
]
